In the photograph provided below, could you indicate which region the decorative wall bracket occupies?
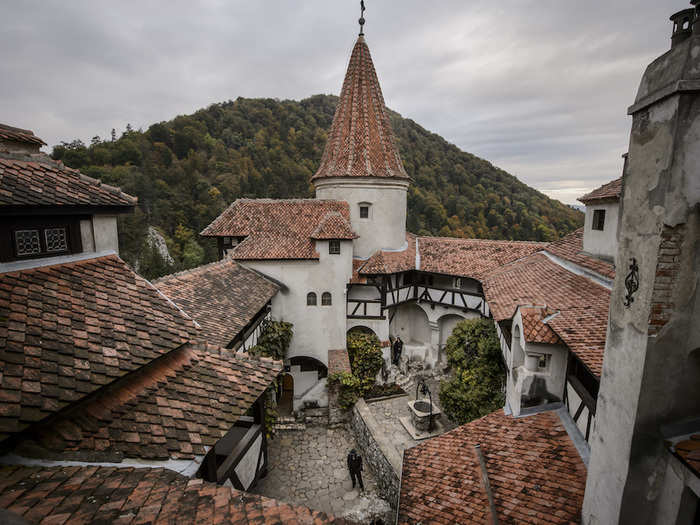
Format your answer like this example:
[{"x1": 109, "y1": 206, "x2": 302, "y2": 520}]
[{"x1": 624, "y1": 258, "x2": 639, "y2": 307}]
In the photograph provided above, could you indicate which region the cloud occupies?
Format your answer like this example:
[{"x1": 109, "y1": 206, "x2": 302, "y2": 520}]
[{"x1": 0, "y1": 0, "x2": 685, "y2": 203}]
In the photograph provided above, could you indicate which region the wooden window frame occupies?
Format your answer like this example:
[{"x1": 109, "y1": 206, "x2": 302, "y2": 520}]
[
  {"x1": 592, "y1": 209, "x2": 606, "y2": 231},
  {"x1": 329, "y1": 239, "x2": 341, "y2": 255}
]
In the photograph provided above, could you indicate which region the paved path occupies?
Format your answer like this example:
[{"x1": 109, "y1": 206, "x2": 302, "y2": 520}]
[
  {"x1": 365, "y1": 378, "x2": 458, "y2": 462},
  {"x1": 252, "y1": 426, "x2": 381, "y2": 518}
]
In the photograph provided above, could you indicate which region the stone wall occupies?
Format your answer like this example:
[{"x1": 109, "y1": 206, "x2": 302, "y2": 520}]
[
  {"x1": 349, "y1": 399, "x2": 401, "y2": 515},
  {"x1": 328, "y1": 348, "x2": 352, "y2": 426}
]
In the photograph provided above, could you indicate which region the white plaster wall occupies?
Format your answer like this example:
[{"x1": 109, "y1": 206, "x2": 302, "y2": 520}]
[
  {"x1": 582, "y1": 202, "x2": 619, "y2": 259},
  {"x1": 241, "y1": 239, "x2": 353, "y2": 366},
  {"x1": 390, "y1": 303, "x2": 430, "y2": 344},
  {"x1": 92, "y1": 215, "x2": 119, "y2": 254},
  {"x1": 315, "y1": 177, "x2": 409, "y2": 258},
  {"x1": 346, "y1": 318, "x2": 389, "y2": 342},
  {"x1": 566, "y1": 381, "x2": 595, "y2": 439},
  {"x1": 79, "y1": 219, "x2": 95, "y2": 253},
  {"x1": 234, "y1": 433, "x2": 262, "y2": 490}
]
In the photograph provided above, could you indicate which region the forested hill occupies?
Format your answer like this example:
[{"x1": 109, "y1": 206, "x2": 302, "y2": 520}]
[{"x1": 51, "y1": 95, "x2": 583, "y2": 278}]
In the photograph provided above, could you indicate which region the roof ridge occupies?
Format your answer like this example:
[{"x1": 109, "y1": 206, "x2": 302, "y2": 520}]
[{"x1": 154, "y1": 257, "x2": 235, "y2": 284}]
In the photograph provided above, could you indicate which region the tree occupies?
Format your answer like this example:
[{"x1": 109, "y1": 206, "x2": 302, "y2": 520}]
[
  {"x1": 439, "y1": 318, "x2": 505, "y2": 425},
  {"x1": 346, "y1": 331, "x2": 383, "y2": 396}
]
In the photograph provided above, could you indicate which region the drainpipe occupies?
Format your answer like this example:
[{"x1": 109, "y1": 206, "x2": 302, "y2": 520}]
[{"x1": 475, "y1": 444, "x2": 499, "y2": 525}]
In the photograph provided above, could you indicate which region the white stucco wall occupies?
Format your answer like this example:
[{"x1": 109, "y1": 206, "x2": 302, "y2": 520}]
[
  {"x1": 92, "y1": 215, "x2": 119, "y2": 254},
  {"x1": 241, "y1": 239, "x2": 353, "y2": 366},
  {"x1": 315, "y1": 177, "x2": 409, "y2": 258},
  {"x1": 79, "y1": 219, "x2": 95, "y2": 253},
  {"x1": 582, "y1": 202, "x2": 619, "y2": 260},
  {"x1": 234, "y1": 433, "x2": 262, "y2": 490}
]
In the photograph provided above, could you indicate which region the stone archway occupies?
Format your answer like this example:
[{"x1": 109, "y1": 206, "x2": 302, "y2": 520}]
[
  {"x1": 347, "y1": 325, "x2": 378, "y2": 339},
  {"x1": 390, "y1": 303, "x2": 430, "y2": 345},
  {"x1": 438, "y1": 314, "x2": 466, "y2": 350}
]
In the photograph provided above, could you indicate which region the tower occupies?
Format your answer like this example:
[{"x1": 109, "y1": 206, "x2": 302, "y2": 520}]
[
  {"x1": 582, "y1": 2, "x2": 700, "y2": 523},
  {"x1": 313, "y1": 13, "x2": 410, "y2": 259}
]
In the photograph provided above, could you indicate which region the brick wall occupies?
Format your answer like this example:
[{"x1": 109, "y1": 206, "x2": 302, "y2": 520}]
[{"x1": 648, "y1": 224, "x2": 685, "y2": 336}]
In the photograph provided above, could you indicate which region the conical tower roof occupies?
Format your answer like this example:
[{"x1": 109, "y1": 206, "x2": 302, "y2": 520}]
[{"x1": 312, "y1": 36, "x2": 409, "y2": 181}]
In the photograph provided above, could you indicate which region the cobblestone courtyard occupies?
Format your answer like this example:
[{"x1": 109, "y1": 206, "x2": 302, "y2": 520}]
[{"x1": 252, "y1": 426, "x2": 385, "y2": 519}]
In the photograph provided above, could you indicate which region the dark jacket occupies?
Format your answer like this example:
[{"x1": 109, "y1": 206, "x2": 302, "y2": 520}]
[{"x1": 347, "y1": 452, "x2": 363, "y2": 473}]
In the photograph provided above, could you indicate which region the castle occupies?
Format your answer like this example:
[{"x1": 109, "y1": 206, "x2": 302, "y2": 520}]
[{"x1": 0, "y1": 2, "x2": 698, "y2": 524}]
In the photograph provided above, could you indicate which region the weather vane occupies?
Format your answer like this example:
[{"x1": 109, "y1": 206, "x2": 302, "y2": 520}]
[{"x1": 359, "y1": 1, "x2": 366, "y2": 36}]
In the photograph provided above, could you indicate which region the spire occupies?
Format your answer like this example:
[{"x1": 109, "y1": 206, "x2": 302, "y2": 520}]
[{"x1": 312, "y1": 35, "x2": 409, "y2": 181}]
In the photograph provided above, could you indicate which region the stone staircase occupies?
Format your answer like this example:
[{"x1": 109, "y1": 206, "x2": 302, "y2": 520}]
[{"x1": 273, "y1": 416, "x2": 305, "y2": 432}]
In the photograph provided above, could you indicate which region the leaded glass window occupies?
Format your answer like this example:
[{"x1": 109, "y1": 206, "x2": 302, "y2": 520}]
[
  {"x1": 45, "y1": 227, "x2": 68, "y2": 253},
  {"x1": 15, "y1": 230, "x2": 41, "y2": 256}
]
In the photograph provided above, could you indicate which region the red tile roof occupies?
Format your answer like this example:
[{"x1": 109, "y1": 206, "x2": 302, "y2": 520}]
[
  {"x1": 544, "y1": 228, "x2": 615, "y2": 280},
  {"x1": 0, "y1": 124, "x2": 46, "y2": 146},
  {"x1": 418, "y1": 237, "x2": 546, "y2": 280},
  {"x1": 20, "y1": 343, "x2": 281, "y2": 461},
  {"x1": 520, "y1": 306, "x2": 562, "y2": 345},
  {"x1": 154, "y1": 259, "x2": 279, "y2": 348},
  {"x1": 0, "y1": 156, "x2": 137, "y2": 208},
  {"x1": 312, "y1": 36, "x2": 408, "y2": 181},
  {"x1": 328, "y1": 348, "x2": 352, "y2": 375},
  {"x1": 674, "y1": 434, "x2": 700, "y2": 476},
  {"x1": 359, "y1": 234, "x2": 545, "y2": 280},
  {"x1": 0, "y1": 255, "x2": 197, "y2": 442},
  {"x1": 399, "y1": 409, "x2": 586, "y2": 525},
  {"x1": 201, "y1": 199, "x2": 356, "y2": 260},
  {"x1": 578, "y1": 177, "x2": 622, "y2": 204},
  {"x1": 483, "y1": 253, "x2": 610, "y2": 376},
  {"x1": 0, "y1": 465, "x2": 348, "y2": 524}
]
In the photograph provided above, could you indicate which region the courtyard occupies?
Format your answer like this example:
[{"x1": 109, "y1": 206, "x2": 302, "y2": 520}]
[{"x1": 252, "y1": 425, "x2": 386, "y2": 520}]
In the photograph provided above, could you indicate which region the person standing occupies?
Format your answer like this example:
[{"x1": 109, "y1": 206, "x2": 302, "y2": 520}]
[
  {"x1": 393, "y1": 336, "x2": 403, "y2": 366},
  {"x1": 347, "y1": 449, "x2": 364, "y2": 491}
]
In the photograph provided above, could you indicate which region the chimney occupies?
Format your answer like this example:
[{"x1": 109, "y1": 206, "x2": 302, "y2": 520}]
[
  {"x1": 0, "y1": 123, "x2": 46, "y2": 155},
  {"x1": 670, "y1": 8, "x2": 695, "y2": 48}
]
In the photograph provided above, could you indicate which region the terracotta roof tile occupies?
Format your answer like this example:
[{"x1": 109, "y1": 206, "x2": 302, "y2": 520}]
[
  {"x1": 312, "y1": 36, "x2": 408, "y2": 181},
  {"x1": 201, "y1": 199, "x2": 356, "y2": 260},
  {"x1": 483, "y1": 253, "x2": 610, "y2": 376},
  {"x1": 154, "y1": 260, "x2": 279, "y2": 348},
  {"x1": 0, "y1": 157, "x2": 136, "y2": 208},
  {"x1": 359, "y1": 234, "x2": 545, "y2": 280},
  {"x1": 398, "y1": 410, "x2": 586, "y2": 525},
  {"x1": 0, "y1": 124, "x2": 46, "y2": 146},
  {"x1": 544, "y1": 229, "x2": 615, "y2": 280},
  {"x1": 20, "y1": 343, "x2": 281, "y2": 461},
  {"x1": 673, "y1": 434, "x2": 700, "y2": 476},
  {"x1": 578, "y1": 177, "x2": 622, "y2": 204},
  {"x1": 0, "y1": 465, "x2": 348, "y2": 524},
  {"x1": 519, "y1": 306, "x2": 562, "y2": 345},
  {"x1": 0, "y1": 255, "x2": 197, "y2": 442},
  {"x1": 328, "y1": 349, "x2": 351, "y2": 375},
  {"x1": 418, "y1": 237, "x2": 546, "y2": 280}
]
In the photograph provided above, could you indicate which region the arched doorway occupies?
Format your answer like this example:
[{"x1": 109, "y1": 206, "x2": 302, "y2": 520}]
[
  {"x1": 389, "y1": 303, "x2": 430, "y2": 345},
  {"x1": 438, "y1": 314, "x2": 466, "y2": 349},
  {"x1": 278, "y1": 373, "x2": 294, "y2": 416}
]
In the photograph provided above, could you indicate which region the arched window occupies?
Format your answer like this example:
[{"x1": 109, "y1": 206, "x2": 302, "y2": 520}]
[
  {"x1": 306, "y1": 292, "x2": 317, "y2": 306},
  {"x1": 321, "y1": 292, "x2": 332, "y2": 306}
]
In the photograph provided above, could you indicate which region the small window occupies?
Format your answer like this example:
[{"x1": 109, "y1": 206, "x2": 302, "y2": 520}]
[
  {"x1": 329, "y1": 240, "x2": 341, "y2": 255},
  {"x1": 321, "y1": 292, "x2": 332, "y2": 306},
  {"x1": 592, "y1": 209, "x2": 606, "y2": 231},
  {"x1": 535, "y1": 354, "x2": 551, "y2": 371},
  {"x1": 45, "y1": 228, "x2": 68, "y2": 253},
  {"x1": 454, "y1": 277, "x2": 462, "y2": 289},
  {"x1": 15, "y1": 230, "x2": 41, "y2": 256},
  {"x1": 359, "y1": 205, "x2": 369, "y2": 219},
  {"x1": 306, "y1": 292, "x2": 317, "y2": 306}
]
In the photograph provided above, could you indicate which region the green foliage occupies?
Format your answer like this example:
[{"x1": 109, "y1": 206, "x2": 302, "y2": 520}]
[
  {"x1": 50, "y1": 95, "x2": 582, "y2": 280},
  {"x1": 328, "y1": 371, "x2": 362, "y2": 411},
  {"x1": 346, "y1": 331, "x2": 384, "y2": 396},
  {"x1": 263, "y1": 388, "x2": 278, "y2": 440},
  {"x1": 439, "y1": 318, "x2": 506, "y2": 425},
  {"x1": 248, "y1": 319, "x2": 294, "y2": 361}
]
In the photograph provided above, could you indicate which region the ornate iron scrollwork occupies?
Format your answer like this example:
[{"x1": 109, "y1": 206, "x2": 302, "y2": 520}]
[{"x1": 624, "y1": 258, "x2": 639, "y2": 307}]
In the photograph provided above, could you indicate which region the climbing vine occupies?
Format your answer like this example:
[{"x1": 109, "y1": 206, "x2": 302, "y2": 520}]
[
  {"x1": 328, "y1": 371, "x2": 362, "y2": 411},
  {"x1": 247, "y1": 319, "x2": 294, "y2": 439},
  {"x1": 346, "y1": 331, "x2": 384, "y2": 397}
]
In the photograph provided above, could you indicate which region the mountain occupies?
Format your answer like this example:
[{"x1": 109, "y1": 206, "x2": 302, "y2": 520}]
[{"x1": 51, "y1": 95, "x2": 583, "y2": 279}]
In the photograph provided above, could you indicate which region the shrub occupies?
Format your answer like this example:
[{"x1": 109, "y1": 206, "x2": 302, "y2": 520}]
[
  {"x1": 328, "y1": 371, "x2": 362, "y2": 411},
  {"x1": 346, "y1": 331, "x2": 384, "y2": 396},
  {"x1": 248, "y1": 319, "x2": 293, "y2": 360},
  {"x1": 439, "y1": 318, "x2": 505, "y2": 424}
]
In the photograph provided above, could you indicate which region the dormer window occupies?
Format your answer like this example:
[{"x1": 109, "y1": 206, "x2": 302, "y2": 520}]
[
  {"x1": 592, "y1": 209, "x2": 606, "y2": 231},
  {"x1": 329, "y1": 240, "x2": 341, "y2": 255},
  {"x1": 10, "y1": 223, "x2": 73, "y2": 260},
  {"x1": 359, "y1": 204, "x2": 370, "y2": 219}
]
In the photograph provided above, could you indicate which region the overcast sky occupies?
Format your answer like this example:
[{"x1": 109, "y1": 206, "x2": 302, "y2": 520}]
[{"x1": 0, "y1": 1, "x2": 684, "y2": 203}]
